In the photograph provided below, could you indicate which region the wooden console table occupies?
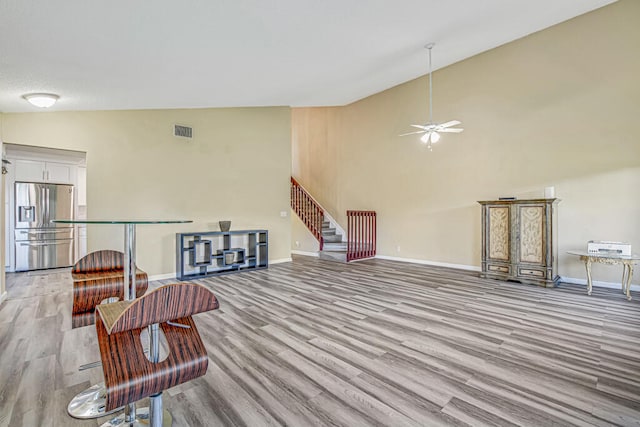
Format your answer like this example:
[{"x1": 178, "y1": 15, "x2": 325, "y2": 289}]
[{"x1": 567, "y1": 251, "x2": 640, "y2": 300}]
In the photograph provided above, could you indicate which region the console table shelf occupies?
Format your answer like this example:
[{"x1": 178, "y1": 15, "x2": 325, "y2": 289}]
[{"x1": 176, "y1": 230, "x2": 268, "y2": 280}]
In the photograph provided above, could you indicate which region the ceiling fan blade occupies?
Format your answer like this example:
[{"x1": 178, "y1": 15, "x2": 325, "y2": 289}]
[
  {"x1": 439, "y1": 120, "x2": 461, "y2": 128},
  {"x1": 410, "y1": 124, "x2": 428, "y2": 130},
  {"x1": 399, "y1": 130, "x2": 426, "y2": 137},
  {"x1": 440, "y1": 128, "x2": 464, "y2": 133}
]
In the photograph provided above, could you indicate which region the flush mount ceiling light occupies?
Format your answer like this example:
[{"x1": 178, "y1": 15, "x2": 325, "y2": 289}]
[
  {"x1": 22, "y1": 93, "x2": 59, "y2": 108},
  {"x1": 400, "y1": 43, "x2": 463, "y2": 150}
]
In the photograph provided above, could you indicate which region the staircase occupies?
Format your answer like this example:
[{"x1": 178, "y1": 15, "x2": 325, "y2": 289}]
[
  {"x1": 291, "y1": 177, "x2": 376, "y2": 263},
  {"x1": 319, "y1": 220, "x2": 347, "y2": 263}
]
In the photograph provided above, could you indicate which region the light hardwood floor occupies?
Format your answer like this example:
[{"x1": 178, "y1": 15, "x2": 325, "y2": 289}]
[{"x1": 1, "y1": 255, "x2": 639, "y2": 426}]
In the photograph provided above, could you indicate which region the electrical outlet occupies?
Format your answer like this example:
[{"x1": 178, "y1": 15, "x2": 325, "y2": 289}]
[
  {"x1": 280, "y1": 211, "x2": 287, "y2": 217},
  {"x1": 396, "y1": 246, "x2": 401, "y2": 252},
  {"x1": 295, "y1": 241, "x2": 300, "y2": 247}
]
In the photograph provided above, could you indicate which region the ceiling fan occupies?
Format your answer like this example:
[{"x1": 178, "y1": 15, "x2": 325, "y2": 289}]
[{"x1": 400, "y1": 43, "x2": 463, "y2": 149}]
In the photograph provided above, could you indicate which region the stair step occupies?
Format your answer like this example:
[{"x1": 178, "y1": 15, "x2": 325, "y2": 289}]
[
  {"x1": 323, "y1": 242, "x2": 346, "y2": 251},
  {"x1": 319, "y1": 251, "x2": 347, "y2": 263},
  {"x1": 322, "y1": 221, "x2": 331, "y2": 228},
  {"x1": 323, "y1": 234, "x2": 343, "y2": 243},
  {"x1": 321, "y1": 228, "x2": 336, "y2": 235}
]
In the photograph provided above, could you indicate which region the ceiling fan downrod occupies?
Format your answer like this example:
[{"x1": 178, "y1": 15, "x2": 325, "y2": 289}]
[
  {"x1": 399, "y1": 42, "x2": 464, "y2": 149},
  {"x1": 426, "y1": 43, "x2": 434, "y2": 125}
]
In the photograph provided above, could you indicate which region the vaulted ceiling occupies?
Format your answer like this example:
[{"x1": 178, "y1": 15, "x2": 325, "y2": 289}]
[{"x1": 0, "y1": 0, "x2": 616, "y2": 112}]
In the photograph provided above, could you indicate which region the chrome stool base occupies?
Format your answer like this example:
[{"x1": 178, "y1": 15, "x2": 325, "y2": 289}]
[
  {"x1": 100, "y1": 407, "x2": 172, "y2": 427},
  {"x1": 67, "y1": 382, "x2": 123, "y2": 419}
]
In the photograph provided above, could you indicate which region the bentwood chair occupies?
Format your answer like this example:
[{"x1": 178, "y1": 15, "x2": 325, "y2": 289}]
[
  {"x1": 71, "y1": 250, "x2": 148, "y2": 328},
  {"x1": 95, "y1": 282, "x2": 220, "y2": 426}
]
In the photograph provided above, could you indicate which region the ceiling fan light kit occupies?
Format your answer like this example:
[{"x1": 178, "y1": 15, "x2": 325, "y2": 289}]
[
  {"x1": 421, "y1": 130, "x2": 440, "y2": 144},
  {"x1": 400, "y1": 43, "x2": 463, "y2": 150}
]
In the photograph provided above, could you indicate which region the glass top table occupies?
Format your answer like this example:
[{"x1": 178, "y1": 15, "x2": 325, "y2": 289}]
[
  {"x1": 53, "y1": 219, "x2": 192, "y2": 224},
  {"x1": 567, "y1": 251, "x2": 640, "y2": 300}
]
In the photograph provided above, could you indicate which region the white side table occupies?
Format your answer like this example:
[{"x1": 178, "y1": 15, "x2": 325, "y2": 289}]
[{"x1": 567, "y1": 251, "x2": 640, "y2": 300}]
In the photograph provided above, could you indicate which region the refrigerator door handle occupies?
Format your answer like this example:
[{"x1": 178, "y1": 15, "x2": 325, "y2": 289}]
[
  {"x1": 40, "y1": 187, "x2": 46, "y2": 227},
  {"x1": 17, "y1": 229, "x2": 72, "y2": 234},
  {"x1": 19, "y1": 241, "x2": 70, "y2": 246},
  {"x1": 45, "y1": 187, "x2": 50, "y2": 225}
]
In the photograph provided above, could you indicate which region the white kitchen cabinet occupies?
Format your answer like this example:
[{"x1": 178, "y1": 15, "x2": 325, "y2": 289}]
[
  {"x1": 77, "y1": 166, "x2": 87, "y2": 206},
  {"x1": 78, "y1": 226, "x2": 87, "y2": 258},
  {"x1": 46, "y1": 162, "x2": 73, "y2": 183},
  {"x1": 4, "y1": 184, "x2": 10, "y2": 269},
  {"x1": 4, "y1": 161, "x2": 14, "y2": 270},
  {"x1": 14, "y1": 159, "x2": 73, "y2": 184}
]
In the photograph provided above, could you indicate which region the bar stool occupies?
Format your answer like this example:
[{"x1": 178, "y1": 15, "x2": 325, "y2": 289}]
[
  {"x1": 68, "y1": 250, "x2": 149, "y2": 419},
  {"x1": 95, "y1": 282, "x2": 220, "y2": 427},
  {"x1": 72, "y1": 250, "x2": 148, "y2": 328}
]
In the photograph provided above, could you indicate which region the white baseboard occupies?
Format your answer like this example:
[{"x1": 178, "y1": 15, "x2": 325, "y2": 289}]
[
  {"x1": 149, "y1": 272, "x2": 177, "y2": 282},
  {"x1": 376, "y1": 255, "x2": 481, "y2": 272},
  {"x1": 0, "y1": 291, "x2": 7, "y2": 304},
  {"x1": 374, "y1": 257, "x2": 640, "y2": 291},
  {"x1": 560, "y1": 276, "x2": 640, "y2": 292},
  {"x1": 148, "y1": 258, "x2": 637, "y2": 293},
  {"x1": 291, "y1": 250, "x2": 319, "y2": 258},
  {"x1": 149, "y1": 258, "x2": 291, "y2": 282}
]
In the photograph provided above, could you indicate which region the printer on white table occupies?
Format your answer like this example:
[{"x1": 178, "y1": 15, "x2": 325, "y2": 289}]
[{"x1": 587, "y1": 241, "x2": 632, "y2": 256}]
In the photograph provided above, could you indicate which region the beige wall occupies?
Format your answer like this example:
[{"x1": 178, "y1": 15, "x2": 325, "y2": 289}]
[
  {"x1": 292, "y1": 0, "x2": 640, "y2": 284},
  {"x1": 1, "y1": 107, "x2": 292, "y2": 277},
  {"x1": 291, "y1": 211, "x2": 322, "y2": 254},
  {"x1": 291, "y1": 107, "x2": 342, "y2": 216}
]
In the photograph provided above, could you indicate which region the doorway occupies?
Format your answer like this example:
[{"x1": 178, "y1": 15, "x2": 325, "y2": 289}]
[{"x1": 3, "y1": 143, "x2": 87, "y2": 273}]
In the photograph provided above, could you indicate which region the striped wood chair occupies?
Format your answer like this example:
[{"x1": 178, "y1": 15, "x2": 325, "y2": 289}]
[
  {"x1": 71, "y1": 250, "x2": 148, "y2": 328},
  {"x1": 95, "y1": 283, "x2": 219, "y2": 416}
]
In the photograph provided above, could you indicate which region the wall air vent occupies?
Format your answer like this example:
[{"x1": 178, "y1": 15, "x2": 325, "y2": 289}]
[{"x1": 174, "y1": 124, "x2": 193, "y2": 139}]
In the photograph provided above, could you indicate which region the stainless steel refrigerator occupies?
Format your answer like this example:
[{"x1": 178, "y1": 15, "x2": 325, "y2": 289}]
[{"x1": 15, "y1": 182, "x2": 75, "y2": 271}]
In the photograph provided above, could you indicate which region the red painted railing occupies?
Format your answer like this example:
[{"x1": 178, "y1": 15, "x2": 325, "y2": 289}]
[
  {"x1": 291, "y1": 177, "x2": 324, "y2": 250},
  {"x1": 347, "y1": 210, "x2": 377, "y2": 262}
]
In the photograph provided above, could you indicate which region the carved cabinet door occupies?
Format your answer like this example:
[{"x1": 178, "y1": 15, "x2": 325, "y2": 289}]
[
  {"x1": 486, "y1": 205, "x2": 510, "y2": 262},
  {"x1": 515, "y1": 203, "x2": 546, "y2": 267}
]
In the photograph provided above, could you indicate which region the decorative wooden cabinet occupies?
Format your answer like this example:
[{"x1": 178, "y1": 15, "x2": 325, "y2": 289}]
[
  {"x1": 176, "y1": 230, "x2": 268, "y2": 280},
  {"x1": 479, "y1": 199, "x2": 559, "y2": 287}
]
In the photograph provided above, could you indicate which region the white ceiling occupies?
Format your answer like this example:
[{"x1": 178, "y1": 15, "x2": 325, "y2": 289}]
[{"x1": 0, "y1": 0, "x2": 616, "y2": 113}]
